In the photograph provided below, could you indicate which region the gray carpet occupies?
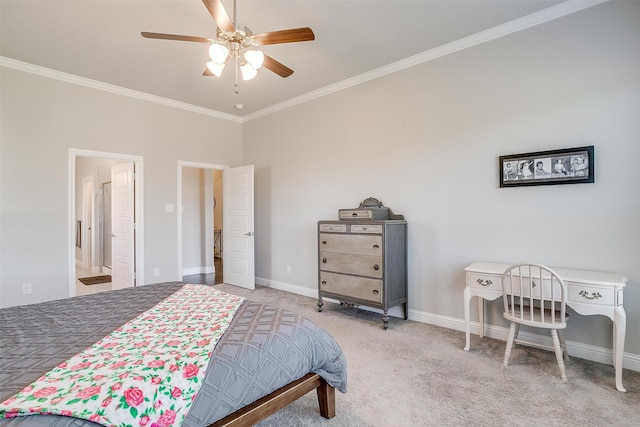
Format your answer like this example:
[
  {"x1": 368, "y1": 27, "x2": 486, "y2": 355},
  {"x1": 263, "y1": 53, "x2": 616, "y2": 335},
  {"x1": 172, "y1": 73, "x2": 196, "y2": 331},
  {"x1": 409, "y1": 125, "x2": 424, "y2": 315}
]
[{"x1": 212, "y1": 283, "x2": 640, "y2": 427}]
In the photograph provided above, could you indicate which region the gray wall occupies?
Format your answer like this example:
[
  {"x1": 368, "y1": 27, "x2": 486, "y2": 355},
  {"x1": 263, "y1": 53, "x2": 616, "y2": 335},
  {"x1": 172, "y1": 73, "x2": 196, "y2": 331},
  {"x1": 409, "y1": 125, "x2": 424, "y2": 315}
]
[
  {"x1": 0, "y1": 68, "x2": 242, "y2": 307},
  {"x1": 243, "y1": 2, "x2": 640, "y2": 359}
]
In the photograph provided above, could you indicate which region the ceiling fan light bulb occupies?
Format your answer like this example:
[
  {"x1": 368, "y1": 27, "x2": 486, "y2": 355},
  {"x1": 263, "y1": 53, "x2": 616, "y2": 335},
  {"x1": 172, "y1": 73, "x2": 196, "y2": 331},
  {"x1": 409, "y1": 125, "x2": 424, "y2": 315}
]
[
  {"x1": 209, "y1": 43, "x2": 229, "y2": 63},
  {"x1": 206, "y1": 61, "x2": 225, "y2": 77},
  {"x1": 240, "y1": 63, "x2": 258, "y2": 81},
  {"x1": 244, "y1": 49, "x2": 264, "y2": 69}
]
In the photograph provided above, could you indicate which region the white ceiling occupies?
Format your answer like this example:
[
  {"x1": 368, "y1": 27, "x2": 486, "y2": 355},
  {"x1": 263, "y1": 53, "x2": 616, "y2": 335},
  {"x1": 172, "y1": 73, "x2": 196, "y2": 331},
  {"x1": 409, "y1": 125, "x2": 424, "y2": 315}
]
[{"x1": 1, "y1": 0, "x2": 587, "y2": 118}]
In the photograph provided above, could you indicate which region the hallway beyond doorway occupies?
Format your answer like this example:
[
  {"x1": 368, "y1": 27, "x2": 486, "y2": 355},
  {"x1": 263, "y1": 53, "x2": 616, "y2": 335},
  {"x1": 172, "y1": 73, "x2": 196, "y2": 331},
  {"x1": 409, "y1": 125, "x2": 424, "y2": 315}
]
[{"x1": 183, "y1": 257, "x2": 223, "y2": 285}]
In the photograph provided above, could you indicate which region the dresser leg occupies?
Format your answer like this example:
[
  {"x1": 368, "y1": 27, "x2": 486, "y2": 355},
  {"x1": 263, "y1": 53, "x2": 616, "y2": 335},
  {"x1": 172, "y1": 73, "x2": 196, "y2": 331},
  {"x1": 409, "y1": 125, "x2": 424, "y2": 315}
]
[
  {"x1": 382, "y1": 311, "x2": 389, "y2": 329},
  {"x1": 317, "y1": 297, "x2": 324, "y2": 312}
]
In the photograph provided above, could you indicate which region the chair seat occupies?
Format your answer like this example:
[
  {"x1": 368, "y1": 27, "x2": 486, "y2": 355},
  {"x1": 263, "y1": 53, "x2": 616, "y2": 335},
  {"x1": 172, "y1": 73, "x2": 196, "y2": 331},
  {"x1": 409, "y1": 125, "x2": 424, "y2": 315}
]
[{"x1": 504, "y1": 305, "x2": 568, "y2": 329}]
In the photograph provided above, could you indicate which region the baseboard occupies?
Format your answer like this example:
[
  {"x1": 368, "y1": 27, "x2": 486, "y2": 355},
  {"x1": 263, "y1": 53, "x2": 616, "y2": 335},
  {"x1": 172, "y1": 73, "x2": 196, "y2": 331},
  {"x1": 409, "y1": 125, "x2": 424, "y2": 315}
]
[
  {"x1": 182, "y1": 266, "x2": 215, "y2": 275},
  {"x1": 255, "y1": 276, "x2": 640, "y2": 373}
]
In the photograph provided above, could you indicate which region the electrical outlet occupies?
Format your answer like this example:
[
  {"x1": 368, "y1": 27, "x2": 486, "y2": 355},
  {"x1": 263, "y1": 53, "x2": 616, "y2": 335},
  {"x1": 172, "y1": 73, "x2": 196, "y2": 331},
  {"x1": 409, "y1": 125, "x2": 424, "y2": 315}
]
[
  {"x1": 286, "y1": 265, "x2": 291, "y2": 274},
  {"x1": 22, "y1": 283, "x2": 32, "y2": 294},
  {"x1": 153, "y1": 268, "x2": 160, "y2": 277}
]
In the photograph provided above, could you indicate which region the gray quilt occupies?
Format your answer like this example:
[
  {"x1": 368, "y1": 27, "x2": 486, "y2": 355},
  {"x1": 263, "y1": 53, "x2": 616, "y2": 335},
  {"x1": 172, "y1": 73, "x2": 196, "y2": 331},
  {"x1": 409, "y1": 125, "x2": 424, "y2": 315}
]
[{"x1": 0, "y1": 282, "x2": 347, "y2": 426}]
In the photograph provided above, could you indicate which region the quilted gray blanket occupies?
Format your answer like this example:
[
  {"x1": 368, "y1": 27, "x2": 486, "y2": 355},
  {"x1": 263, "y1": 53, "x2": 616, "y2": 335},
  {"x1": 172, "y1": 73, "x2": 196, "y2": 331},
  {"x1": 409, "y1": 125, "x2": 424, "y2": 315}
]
[{"x1": 0, "y1": 282, "x2": 347, "y2": 426}]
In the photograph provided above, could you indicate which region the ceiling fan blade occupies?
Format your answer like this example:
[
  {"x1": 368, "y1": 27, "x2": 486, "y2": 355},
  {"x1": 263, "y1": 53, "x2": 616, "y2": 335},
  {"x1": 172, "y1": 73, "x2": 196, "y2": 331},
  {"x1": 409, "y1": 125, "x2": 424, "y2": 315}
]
[
  {"x1": 263, "y1": 54, "x2": 294, "y2": 78},
  {"x1": 202, "y1": 0, "x2": 234, "y2": 33},
  {"x1": 141, "y1": 32, "x2": 211, "y2": 43},
  {"x1": 203, "y1": 68, "x2": 214, "y2": 76},
  {"x1": 253, "y1": 27, "x2": 315, "y2": 45}
]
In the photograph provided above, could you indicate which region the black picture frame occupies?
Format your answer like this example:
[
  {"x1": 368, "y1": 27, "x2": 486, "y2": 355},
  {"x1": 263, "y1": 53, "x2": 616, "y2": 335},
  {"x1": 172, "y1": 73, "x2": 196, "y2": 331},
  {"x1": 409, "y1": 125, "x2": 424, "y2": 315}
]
[{"x1": 499, "y1": 145, "x2": 594, "y2": 188}]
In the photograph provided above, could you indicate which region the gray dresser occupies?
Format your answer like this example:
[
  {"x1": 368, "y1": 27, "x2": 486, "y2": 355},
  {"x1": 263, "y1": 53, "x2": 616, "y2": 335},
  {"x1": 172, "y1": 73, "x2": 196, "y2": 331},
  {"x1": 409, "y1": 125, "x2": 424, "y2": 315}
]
[{"x1": 317, "y1": 198, "x2": 407, "y2": 329}]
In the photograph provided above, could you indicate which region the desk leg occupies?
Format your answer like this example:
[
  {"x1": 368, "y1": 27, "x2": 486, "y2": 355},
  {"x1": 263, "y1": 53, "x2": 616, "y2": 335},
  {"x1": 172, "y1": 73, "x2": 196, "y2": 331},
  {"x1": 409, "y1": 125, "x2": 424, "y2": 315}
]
[
  {"x1": 614, "y1": 305, "x2": 626, "y2": 392},
  {"x1": 463, "y1": 286, "x2": 471, "y2": 351},
  {"x1": 477, "y1": 298, "x2": 484, "y2": 338}
]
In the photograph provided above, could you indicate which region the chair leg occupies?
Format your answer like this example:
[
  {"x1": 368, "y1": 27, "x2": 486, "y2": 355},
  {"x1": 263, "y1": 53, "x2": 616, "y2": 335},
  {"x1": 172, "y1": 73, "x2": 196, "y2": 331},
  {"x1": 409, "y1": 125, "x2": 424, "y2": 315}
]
[
  {"x1": 551, "y1": 329, "x2": 567, "y2": 381},
  {"x1": 503, "y1": 323, "x2": 517, "y2": 367},
  {"x1": 557, "y1": 329, "x2": 569, "y2": 361}
]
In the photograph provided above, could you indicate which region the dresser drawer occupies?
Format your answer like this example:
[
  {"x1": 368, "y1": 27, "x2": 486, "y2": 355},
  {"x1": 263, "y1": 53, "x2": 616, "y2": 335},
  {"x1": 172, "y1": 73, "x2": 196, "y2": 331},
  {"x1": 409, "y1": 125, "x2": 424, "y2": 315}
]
[
  {"x1": 567, "y1": 282, "x2": 615, "y2": 306},
  {"x1": 320, "y1": 253, "x2": 383, "y2": 278},
  {"x1": 350, "y1": 224, "x2": 382, "y2": 234},
  {"x1": 338, "y1": 209, "x2": 388, "y2": 220},
  {"x1": 318, "y1": 223, "x2": 347, "y2": 233},
  {"x1": 320, "y1": 271, "x2": 382, "y2": 303},
  {"x1": 468, "y1": 272, "x2": 502, "y2": 292},
  {"x1": 319, "y1": 233, "x2": 382, "y2": 256}
]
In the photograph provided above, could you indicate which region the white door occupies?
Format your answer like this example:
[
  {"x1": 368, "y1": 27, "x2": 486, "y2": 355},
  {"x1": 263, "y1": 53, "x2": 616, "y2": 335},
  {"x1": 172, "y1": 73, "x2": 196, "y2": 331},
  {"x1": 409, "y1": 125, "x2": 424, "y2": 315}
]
[
  {"x1": 223, "y1": 165, "x2": 255, "y2": 289},
  {"x1": 111, "y1": 162, "x2": 135, "y2": 290},
  {"x1": 82, "y1": 177, "x2": 92, "y2": 270}
]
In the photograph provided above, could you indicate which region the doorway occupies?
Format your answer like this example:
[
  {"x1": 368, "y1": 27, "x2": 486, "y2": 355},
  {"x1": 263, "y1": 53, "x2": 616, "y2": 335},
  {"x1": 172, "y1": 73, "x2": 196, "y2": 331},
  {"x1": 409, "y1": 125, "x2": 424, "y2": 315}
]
[
  {"x1": 179, "y1": 163, "x2": 224, "y2": 285},
  {"x1": 69, "y1": 149, "x2": 144, "y2": 297}
]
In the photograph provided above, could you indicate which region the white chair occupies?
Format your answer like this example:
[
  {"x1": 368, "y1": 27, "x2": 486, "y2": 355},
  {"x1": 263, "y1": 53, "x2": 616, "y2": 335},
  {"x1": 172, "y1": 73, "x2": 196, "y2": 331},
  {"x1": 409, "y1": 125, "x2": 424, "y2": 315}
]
[{"x1": 501, "y1": 263, "x2": 569, "y2": 380}]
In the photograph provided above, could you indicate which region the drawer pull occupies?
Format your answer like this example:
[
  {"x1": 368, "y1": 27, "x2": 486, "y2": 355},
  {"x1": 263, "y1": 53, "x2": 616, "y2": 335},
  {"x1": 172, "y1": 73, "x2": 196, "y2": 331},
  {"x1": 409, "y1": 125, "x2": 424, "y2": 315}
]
[
  {"x1": 579, "y1": 290, "x2": 602, "y2": 300},
  {"x1": 373, "y1": 244, "x2": 380, "y2": 249},
  {"x1": 321, "y1": 241, "x2": 327, "y2": 245},
  {"x1": 321, "y1": 281, "x2": 326, "y2": 286},
  {"x1": 476, "y1": 278, "x2": 493, "y2": 287},
  {"x1": 322, "y1": 258, "x2": 327, "y2": 264},
  {"x1": 352, "y1": 212, "x2": 358, "y2": 217},
  {"x1": 373, "y1": 264, "x2": 380, "y2": 271},
  {"x1": 372, "y1": 290, "x2": 379, "y2": 295}
]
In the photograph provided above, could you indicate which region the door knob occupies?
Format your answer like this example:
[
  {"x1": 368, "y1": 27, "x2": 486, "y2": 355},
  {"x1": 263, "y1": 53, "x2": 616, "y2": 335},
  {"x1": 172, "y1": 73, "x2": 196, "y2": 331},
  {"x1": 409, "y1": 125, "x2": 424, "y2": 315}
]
[{"x1": 244, "y1": 232, "x2": 255, "y2": 236}]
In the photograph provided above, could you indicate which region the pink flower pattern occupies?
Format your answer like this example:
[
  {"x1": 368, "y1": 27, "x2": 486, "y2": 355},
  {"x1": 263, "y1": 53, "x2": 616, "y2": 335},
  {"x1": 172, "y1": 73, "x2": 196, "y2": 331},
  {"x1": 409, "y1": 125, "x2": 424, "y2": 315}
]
[{"x1": 0, "y1": 285, "x2": 244, "y2": 426}]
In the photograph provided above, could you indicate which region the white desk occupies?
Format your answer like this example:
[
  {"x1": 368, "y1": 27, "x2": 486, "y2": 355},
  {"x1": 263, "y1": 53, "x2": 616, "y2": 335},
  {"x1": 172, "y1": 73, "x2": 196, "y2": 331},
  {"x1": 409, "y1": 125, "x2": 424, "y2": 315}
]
[{"x1": 463, "y1": 262, "x2": 628, "y2": 392}]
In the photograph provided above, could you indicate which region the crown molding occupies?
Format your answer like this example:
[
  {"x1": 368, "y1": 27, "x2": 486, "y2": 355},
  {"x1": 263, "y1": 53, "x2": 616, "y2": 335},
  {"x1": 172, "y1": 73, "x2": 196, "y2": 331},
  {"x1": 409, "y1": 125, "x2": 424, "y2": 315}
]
[
  {"x1": 1, "y1": 0, "x2": 607, "y2": 124},
  {"x1": 0, "y1": 56, "x2": 242, "y2": 123},
  {"x1": 243, "y1": 0, "x2": 609, "y2": 122}
]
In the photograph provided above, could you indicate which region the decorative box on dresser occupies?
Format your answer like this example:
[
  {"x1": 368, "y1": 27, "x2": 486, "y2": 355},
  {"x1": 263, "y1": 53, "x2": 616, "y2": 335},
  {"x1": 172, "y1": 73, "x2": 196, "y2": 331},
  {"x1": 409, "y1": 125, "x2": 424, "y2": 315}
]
[{"x1": 317, "y1": 198, "x2": 407, "y2": 329}]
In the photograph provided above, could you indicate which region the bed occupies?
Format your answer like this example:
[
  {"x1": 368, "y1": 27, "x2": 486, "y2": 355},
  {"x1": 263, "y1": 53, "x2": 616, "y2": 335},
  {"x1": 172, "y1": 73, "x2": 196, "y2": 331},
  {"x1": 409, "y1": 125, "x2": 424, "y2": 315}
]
[{"x1": 0, "y1": 282, "x2": 347, "y2": 426}]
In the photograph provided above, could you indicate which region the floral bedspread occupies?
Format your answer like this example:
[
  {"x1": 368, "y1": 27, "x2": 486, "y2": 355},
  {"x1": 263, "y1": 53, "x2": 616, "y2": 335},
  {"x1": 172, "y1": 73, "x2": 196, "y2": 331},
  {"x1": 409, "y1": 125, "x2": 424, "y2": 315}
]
[{"x1": 0, "y1": 284, "x2": 244, "y2": 427}]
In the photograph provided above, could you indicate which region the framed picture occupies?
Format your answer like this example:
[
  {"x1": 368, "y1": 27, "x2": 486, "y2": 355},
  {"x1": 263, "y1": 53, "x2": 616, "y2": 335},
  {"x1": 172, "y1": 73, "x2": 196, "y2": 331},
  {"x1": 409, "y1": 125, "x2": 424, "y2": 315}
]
[{"x1": 499, "y1": 146, "x2": 594, "y2": 188}]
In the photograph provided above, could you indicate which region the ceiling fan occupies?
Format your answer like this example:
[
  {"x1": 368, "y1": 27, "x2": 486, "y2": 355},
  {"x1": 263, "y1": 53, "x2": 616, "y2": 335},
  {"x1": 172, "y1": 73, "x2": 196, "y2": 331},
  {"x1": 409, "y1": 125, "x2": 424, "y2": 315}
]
[{"x1": 141, "y1": 0, "x2": 315, "y2": 86}]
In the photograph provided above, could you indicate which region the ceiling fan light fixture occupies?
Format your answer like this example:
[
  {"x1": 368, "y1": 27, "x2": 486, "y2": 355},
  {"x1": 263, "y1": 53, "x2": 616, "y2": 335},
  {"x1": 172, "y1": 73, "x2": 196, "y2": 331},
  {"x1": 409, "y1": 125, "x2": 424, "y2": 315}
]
[
  {"x1": 206, "y1": 60, "x2": 226, "y2": 77},
  {"x1": 240, "y1": 62, "x2": 258, "y2": 81},
  {"x1": 208, "y1": 43, "x2": 229, "y2": 64},
  {"x1": 244, "y1": 49, "x2": 264, "y2": 70}
]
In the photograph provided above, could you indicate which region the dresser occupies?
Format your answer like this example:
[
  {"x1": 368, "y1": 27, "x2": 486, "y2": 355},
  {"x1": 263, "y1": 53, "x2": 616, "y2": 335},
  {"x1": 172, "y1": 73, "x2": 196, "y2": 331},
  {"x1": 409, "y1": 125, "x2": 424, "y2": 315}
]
[
  {"x1": 463, "y1": 262, "x2": 628, "y2": 392},
  {"x1": 317, "y1": 199, "x2": 407, "y2": 329}
]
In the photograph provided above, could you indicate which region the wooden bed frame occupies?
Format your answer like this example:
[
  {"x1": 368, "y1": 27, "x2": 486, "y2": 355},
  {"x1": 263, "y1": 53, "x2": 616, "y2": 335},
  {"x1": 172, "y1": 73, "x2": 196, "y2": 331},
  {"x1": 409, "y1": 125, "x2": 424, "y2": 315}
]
[{"x1": 211, "y1": 373, "x2": 335, "y2": 426}]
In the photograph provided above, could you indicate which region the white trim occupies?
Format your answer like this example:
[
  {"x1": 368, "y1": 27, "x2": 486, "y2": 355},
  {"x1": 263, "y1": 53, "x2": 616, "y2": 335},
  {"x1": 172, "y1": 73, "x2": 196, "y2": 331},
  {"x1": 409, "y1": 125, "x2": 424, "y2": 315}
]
[
  {"x1": 69, "y1": 149, "x2": 144, "y2": 297},
  {"x1": 255, "y1": 275, "x2": 639, "y2": 373},
  {"x1": 242, "y1": 0, "x2": 609, "y2": 121},
  {"x1": 177, "y1": 161, "x2": 227, "y2": 281},
  {"x1": 1, "y1": 1, "x2": 607, "y2": 124},
  {"x1": 182, "y1": 266, "x2": 215, "y2": 276},
  {"x1": 0, "y1": 57, "x2": 241, "y2": 123}
]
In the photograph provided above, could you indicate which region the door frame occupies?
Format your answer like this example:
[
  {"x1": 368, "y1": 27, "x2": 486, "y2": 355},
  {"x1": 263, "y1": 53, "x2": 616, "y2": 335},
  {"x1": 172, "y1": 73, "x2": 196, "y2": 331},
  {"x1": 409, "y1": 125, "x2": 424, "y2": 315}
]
[
  {"x1": 68, "y1": 149, "x2": 144, "y2": 297},
  {"x1": 177, "y1": 161, "x2": 227, "y2": 281}
]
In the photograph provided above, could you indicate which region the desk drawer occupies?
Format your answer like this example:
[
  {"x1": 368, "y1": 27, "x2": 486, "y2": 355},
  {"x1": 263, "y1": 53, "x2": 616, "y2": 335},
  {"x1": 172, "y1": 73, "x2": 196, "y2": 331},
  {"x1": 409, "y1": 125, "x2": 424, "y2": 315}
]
[
  {"x1": 567, "y1": 282, "x2": 614, "y2": 306},
  {"x1": 468, "y1": 273, "x2": 501, "y2": 292},
  {"x1": 320, "y1": 271, "x2": 382, "y2": 303}
]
